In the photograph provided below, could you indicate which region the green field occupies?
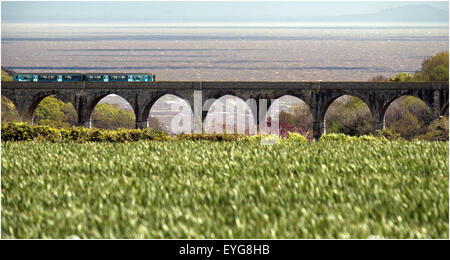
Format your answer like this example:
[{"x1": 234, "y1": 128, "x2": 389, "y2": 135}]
[{"x1": 1, "y1": 140, "x2": 448, "y2": 238}]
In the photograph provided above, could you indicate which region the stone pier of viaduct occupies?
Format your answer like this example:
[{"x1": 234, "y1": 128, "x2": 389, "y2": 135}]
[{"x1": 1, "y1": 81, "x2": 448, "y2": 139}]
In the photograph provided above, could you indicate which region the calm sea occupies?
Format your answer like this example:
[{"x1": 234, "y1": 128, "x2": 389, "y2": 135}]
[{"x1": 2, "y1": 24, "x2": 448, "y2": 81}]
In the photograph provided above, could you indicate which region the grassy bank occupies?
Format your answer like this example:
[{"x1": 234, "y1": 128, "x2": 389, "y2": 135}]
[{"x1": 2, "y1": 140, "x2": 448, "y2": 238}]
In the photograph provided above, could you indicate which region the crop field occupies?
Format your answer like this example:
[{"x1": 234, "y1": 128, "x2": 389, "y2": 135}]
[{"x1": 1, "y1": 140, "x2": 449, "y2": 239}]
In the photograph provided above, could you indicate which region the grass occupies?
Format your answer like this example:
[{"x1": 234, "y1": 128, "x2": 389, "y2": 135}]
[{"x1": 1, "y1": 140, "x2": 448, "y2": 239}]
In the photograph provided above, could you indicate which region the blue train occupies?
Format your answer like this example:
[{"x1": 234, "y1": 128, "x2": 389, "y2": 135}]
[{"x1": 13, "y1": 73, "x2": 155, "y2": 82}]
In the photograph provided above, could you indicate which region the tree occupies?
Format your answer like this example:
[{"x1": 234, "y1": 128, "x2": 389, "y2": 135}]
[
  {"x1": 388, "y1": 51, "x2": 449, "y2": 82},
  {"x1": 416, "y1": 51, "x2": 449, "y2": 81},
  {"x1": 417, "y1": 116, "x2": 449, "y2": 141},
  {"x1": 385, "y1": 96, "x2": 432, "y2": 140},
  {"x1": 388, "y1": 111, "x2": 424, "y2": 140},
  {"x1": 389, "y1": 72, "x2": 414, "y2": 82},
  {"x1": 33, "y1": 96, "x2": 76, "y2": 128},
  {"x1": 368, "y1": 75, "x2": 389, "y2": 82},
  {"x1": 325, "y1": 96, "x2": 373, "y2": 136},
  {"x1": 92, "y1": 103, "x2": 135, "y2": 129},
  {"x1": 149, "y1": 116, "x2": 168, "y2": 132},
  {"x1": 278, "y1": 103, "x2": 313, "y2": 132},
  {"x1": 370, "y1": 51, "x2": 449, "y2": 140}
]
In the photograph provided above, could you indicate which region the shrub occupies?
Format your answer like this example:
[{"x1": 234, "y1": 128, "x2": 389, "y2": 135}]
[
  {"x1": 284, "y1": 132, "x2": 308, "y2": 142},
  {"x1": 238, "y1": 134, "x2": 280, "y2": 144},
  {"x1": 416, "y1": 116, "x2": 449, "y2": 141},
  {"x1": 1, "y1": 122, "x2": 169, "y2": 142},
  {"x1": 375, "y1": 128, "x2": 402, "y2": 141},
  {"x1": 176, "y1": 133, "x2": 241, "y2": 141},
  {"x1": 320, "y1": 133, "x2": 387, "y2": 142},
  {"x1": 320, "y1": 133, "x2": 353, "y2": 142}
]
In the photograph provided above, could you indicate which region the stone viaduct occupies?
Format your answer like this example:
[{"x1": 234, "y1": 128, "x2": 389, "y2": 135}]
[{"x1": 1, "y1": 81, "x2": 448, "y2": 139}]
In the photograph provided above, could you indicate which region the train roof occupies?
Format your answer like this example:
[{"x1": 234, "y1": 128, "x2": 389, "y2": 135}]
[
  {"x1": 13, "y1": 73, "x2": 154, "y2": 75},
  {"x1": 83, "y1": 73, "x2": 154, "y2": 75},
  {"x1": 14, "y1": 73, "x2": 83, "y2": 75}
]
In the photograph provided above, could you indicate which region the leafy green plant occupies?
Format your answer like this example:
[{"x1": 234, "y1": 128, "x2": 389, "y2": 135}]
[
  {"x1": 284, "y1": 132, "x2": 308, "y2": 142},
  {"x1": 1, "y1": 122, "x2": 169, "y2": 142}
]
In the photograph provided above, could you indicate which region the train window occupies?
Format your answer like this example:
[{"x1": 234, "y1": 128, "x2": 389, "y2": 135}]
[
  {"x1": 88, "y1": 76, "x2": 93, "y2": 79},
  {"x1": 64, "y1": 76, "x2": 72, "y2": 80},
  {"x1": 120, "y1": 76, "x2": 126, "y2": 80},
  {"x1": 112, "y1": 76, "x2": 118, "y2": 80},
  {"x1": 136, "y1": 76, "x2": 142, "y2": 80},
  {"x1": 49, "y1": 76, "x2": 55, "y2": 80},
  {"x1": 24, "y1": 76, "x2": 30, "y2": 79},
  {"x1": 41, "y1": 76, "x2": 48, "y2": 80},
  {"x1": 94, "y1": 76, "x2": 101, "y2": 80}
]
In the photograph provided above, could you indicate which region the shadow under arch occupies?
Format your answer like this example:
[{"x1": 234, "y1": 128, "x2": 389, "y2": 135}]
[
  {"x1": 323, "y1": 94, "x2": 374, "y2": 136},
  {"x1": 90, "y1": 94, "x2": 136, "y2": 129},
  {"x1": 203, "y1": 94, "x2": 256, "y2": 134},
  {"x1": 321, "y1": 93, "x2": 374, "y2": 122},
  {"x1": 382, "y1": 93, "x2": 433, "y2": 118},
  {"x1": 32, "y1": 94, "x2": 78, "y2": 127},
  {"x1": 1, "y1": 95, "x2": 22, "y2": 122},
  {"x1": 265, "y1": 95, "x2": 314, "y2": 137},
  {"x1": 147, "y1": 94, "x2": 194, "y2": 133}
]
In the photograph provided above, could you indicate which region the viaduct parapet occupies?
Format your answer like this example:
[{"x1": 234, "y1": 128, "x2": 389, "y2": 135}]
[{"x1": 2, "y1": 81, "x2": 448, "y2": 139}]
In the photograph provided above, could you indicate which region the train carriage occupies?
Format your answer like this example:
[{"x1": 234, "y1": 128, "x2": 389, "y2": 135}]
[
  {"x1": 83, "y1": 73, "x2": 155, "y2": 82},
  {"x1": 13, "y1": 73, "x2": 155, "y2": 83},
  {"x1": 13, "y1": 73, "x2": 83, "y2": 82}
]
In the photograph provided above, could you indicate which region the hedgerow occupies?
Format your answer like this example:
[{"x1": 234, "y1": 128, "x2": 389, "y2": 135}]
[
  {"x1": 3, "y1": 121, "x2": 441, "y2": 143},
  {"x1": 1, "y1": 122, "x2": 169, "y2": 142},
  {"x1": 320, "y1": 133, "x2": 389, "y2": 142}
]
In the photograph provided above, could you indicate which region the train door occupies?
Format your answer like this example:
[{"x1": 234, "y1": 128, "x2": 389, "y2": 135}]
[
  {"x1": 103, "y1": 75, "x2": 109, "y2": 82},
  {"x1": 33, "y1": 75, "x2": 38, "y2": 82},
  {"x1": 57, "y1": 75, "x2": 63, "y2": 82},
  {"x1": 143, "y1": 75, "x2": 148, "y2": 82},
  {"x1": 128, "y1": 75, "x2": 133, "y2": 82}
]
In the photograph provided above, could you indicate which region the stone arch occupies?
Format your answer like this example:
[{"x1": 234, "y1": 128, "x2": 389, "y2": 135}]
[
  {"x1": 269, "y1": 91, "x2": 313, "y2": 107},
  {"x1": 204, "y1": 91, "x2": 248, "y2": 102},
  {"x1": 322, "y1": 94, "x2": 374, "y2": 136},
  {"x1": 1, "y1": 92, "x2": 18, "y2": 109},
  {"x1": 1, "y1": 95, "x2": 22, "y2": 122},
  {"x1": 78, "y1": 91, "x2": 136, "y2": 128},
  {"x1": 265, "y1": 95, "x2": 314, "y2": 137},
  {"x1": 26, "y1": 91, "x2": 75, "y2": 121},
  {"x1": 384, "y1": 95, "x2": 433, "y2": 139},
  {"x1": 145, "y1": 94, "x2": 194, "y2": 133},
  {"x1": 85, "y1": 93, "x2": 135, "y2": 119},
  {"x1": 320, "y1": 93, "x2": 373, "y2": 122},
  {"x1": 140, "y1": 93, "x2": 193, "y2": 124},
  {"x1": 89, "y1": 93, "x2": 136, "y2": 130},
  {"x1": 442, "y1": 103, "x2": 449, "y2": 117},
  {"x1": 202, "y1": 91, "x2": 250, "y2": 121},
  {"x1": 203, "y1": 94, "x2": 256, "y2": 134},
  {"x1": 382, "y1": 93, "x2": 433, "y2": 120},
  {"x1": 29, "y1": 93, "x2": 78, "y2": 127}
]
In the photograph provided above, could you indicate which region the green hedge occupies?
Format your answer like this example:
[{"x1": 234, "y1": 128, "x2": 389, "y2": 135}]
[
  {"x1": 3, "y1": 121, "x2": 431, "y2": 143},
  {"x1": 320, "y1": 133, "x2": 389, "y2": 142},
  {"x1": 175, "y1": 133, "x2": 243, "y2": 141},
  {"x1": 1, "y1": 122, "x2": 169, "y2": 142}
]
